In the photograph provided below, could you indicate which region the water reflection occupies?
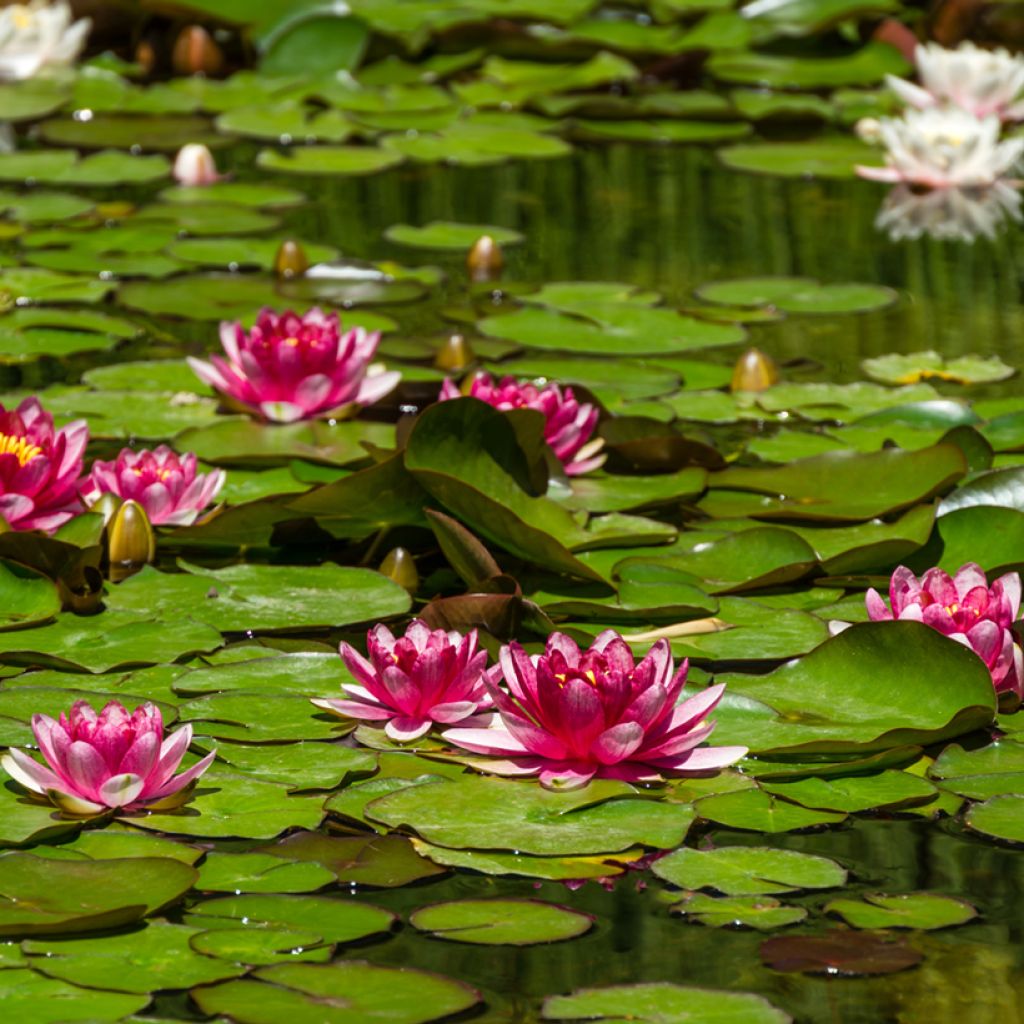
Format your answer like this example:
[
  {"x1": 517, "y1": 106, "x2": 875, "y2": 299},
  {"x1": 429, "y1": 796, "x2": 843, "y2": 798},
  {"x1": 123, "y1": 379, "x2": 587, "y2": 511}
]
[{"x1": 876, "y1": 182, "x2": 1023, "y2": 242}]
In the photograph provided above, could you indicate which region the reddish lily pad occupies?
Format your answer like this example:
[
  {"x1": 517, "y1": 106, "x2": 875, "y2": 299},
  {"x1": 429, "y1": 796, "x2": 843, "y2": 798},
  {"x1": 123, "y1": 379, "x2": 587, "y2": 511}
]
[{"x1": 760, "y1": 930, "x2": 923, "y2": 975}]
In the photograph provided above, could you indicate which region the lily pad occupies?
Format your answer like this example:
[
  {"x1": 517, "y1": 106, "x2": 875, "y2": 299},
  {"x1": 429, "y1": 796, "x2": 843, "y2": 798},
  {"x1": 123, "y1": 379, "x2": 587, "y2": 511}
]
[
  {"x1": 671, "y1": 892, "x2": 807, "y2": 930},
  {"x1": 384, "y1": 221, "x2": 524, "y2": 249},
  {"x1": 23, "y1": 921, "x2": 244, "y2": 993},
  {"x1": 410, "y1": 898, "x2": 592, "y2": 945},
  {"x1": 653, "y1": 846, "x2": 847, "y2": 895},
  {"x1": 760, "y1": 930, "x2": 922, "y2": 975},
  {"x1": 257, "y1": 145, "x2": 404, "y2": 176},
  {"x1": 863, "y1": 351, "x2": 1016, "y2": 386},
  {"x1": 824, "y1": 892, "x2": 977, "y2": 930},
  {"x1": 0, "y1": 854, "x2": 197, "y2": 937},
  {"x1": 543, "y1": 982, "x2": 791, "y2": 1023},
  {"x1": 194, "y1": 961, "x2": 479, "y2": 1024}
]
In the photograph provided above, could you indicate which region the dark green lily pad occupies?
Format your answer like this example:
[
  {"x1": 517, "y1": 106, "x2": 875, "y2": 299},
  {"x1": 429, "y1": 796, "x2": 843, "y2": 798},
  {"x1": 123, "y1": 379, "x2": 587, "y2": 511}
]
[
  {"x1": 0, "y1": 970, "x2": 148, "y2": 1022},
  {"x1": 197, "y1": 852, "x2": 335, "y2": 893},
  {"x1": 718, "y1": 138, "x2": 881, "y2": 179},
  {"x1": 965, "y1": 794, "x2": 1024, "y2": 843},
  {"x1": 190, "y1": 927, "x2": 331, "y2": 965},
  {"x1": 410, "y1": 898, "x2": 592, "y2": 945},
  {"x1": 39, "y1": 114, "x2": 221, "y2": 152}
]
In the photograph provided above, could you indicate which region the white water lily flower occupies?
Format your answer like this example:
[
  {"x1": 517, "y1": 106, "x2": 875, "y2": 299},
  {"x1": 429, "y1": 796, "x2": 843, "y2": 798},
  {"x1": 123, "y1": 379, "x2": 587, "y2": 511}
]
[
  {"x1": 0, "y1": 0, "x2": 90, "y2": 81},
  {"x1": 875, "y1": 182, "x2": 1023, "y2": 243},
  {"x1": 887, "y1": 42, "x2": 1024, "y2": 121},
  {"x1": 855, "y1": 108, "x2": 1024, "y2": 189}
]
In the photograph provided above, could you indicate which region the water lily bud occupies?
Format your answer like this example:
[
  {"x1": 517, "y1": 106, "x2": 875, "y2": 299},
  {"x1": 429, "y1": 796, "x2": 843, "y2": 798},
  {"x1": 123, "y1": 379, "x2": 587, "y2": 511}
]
[
  {"x1": 107, "y1": 500, "x2": 156, "y2": 583},
  {"x1": 466, "y1": 235, "x2": 503, "y2": 283},
  {"x1": 90, "y1": 491, "x2": 123, "y2": 526},
  {"x1": 274, "y1": 239, "x2": 309, "y2": 279},
  {"x1": 171, "y1": 25, "x2": 224, "y2": 77},
  {"x1": 135, "y1": 40, "x2": 156, "y2": 76},
  {"x1": 433, "y1": 333, "x2": 475, "y2": 372},
  {"x1": 380, "y1": 546, "x2": 418, "y2": 595},
  {"x1": 173, "y1": 143, "x2": 220, "y2": 187},
  {"x1": 730, "y1": 348, "x2": 779, "y2": 393},
  {"x1": 855, "y1": 117, "x2": 882, "y2": 145}
]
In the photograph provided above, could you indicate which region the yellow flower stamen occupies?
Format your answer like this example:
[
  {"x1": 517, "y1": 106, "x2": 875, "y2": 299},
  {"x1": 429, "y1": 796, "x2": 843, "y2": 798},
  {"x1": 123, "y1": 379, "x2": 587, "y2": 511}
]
[{"x1": 0, "y1": 432, "x2": 42, "y2": 466}]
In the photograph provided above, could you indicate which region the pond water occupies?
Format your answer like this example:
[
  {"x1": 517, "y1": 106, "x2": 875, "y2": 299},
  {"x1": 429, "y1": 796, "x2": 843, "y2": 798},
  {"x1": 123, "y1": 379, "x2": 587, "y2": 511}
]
[{"x1": 4, "y1": 6, "x2": 1024, "y2": 1024}]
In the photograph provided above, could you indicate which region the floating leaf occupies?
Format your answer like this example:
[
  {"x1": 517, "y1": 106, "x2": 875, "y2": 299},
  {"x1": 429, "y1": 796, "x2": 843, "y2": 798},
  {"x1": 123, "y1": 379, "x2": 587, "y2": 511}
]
[
  {"x1": 384, "y1": 221, "x2": 524, "y2": 249},
  {"x1": 410, "y1": 898, "x2": 592, "y2": 945},
  {"x1": 671, "y1": 892, "x2": 807, "y2": 930},
  {"x1": 863, "y1": 351, "x2": 1015, "y2": 386},
  {"x1": 653, "y1": 846, "x2": 847, "y2": 895},
  {"x1": 761, "y1": 931, "x2": 922, "y2": 975},
  {"x1": 543, "y1": 982, "x2": 791, "y2": 1023},
  {"x1": 825, "y1": 892, "x2": 977, "y2": 930}
]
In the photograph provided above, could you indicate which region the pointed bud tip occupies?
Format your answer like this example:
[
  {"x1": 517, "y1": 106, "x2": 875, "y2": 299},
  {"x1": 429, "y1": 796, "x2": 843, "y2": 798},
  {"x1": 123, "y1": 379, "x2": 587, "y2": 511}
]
[
  {"x1": 467, "y1": 235, "x2": 504, "y2": 282},
  {"x1": 274, "y1": 239, "x2": 309, "y2": 279},
  {"x1": 433, "y1": 333, "x2": 475, "y2": 372},
  {"x1": 730, "y1": 348, "x2": 779, "y2": 393},
  {"x1": 380, "y1": 546, "x2": 419, "y2": 595}
]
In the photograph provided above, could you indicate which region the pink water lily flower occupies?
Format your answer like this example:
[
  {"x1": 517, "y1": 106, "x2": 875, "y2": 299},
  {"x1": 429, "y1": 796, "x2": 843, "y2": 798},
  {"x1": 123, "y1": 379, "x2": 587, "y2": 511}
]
[
  {"x1": 0, "y1": 396, "x2": 87, "y2": 532},
  {"x1": 188, "y1": 307, "x2": 401, "y2": 423},
  {"x1": 311, "y1": 620, "x2": 494, "y2": 742},
  {"x1": 439, "y1": 373, "x2": 605, "y2": 476},
  {"x1": 443, "y1": 630, "x2": 747, "y2": 790},
  {"x1": 867, "y1": 563, "x2": 1024, "y2": 697},
  {"x1": 81, "y1": 445, "x2": 225, "y2": 526},
  {"x1": 1, "y1": 700, "x2": 215, "y2": 816}
]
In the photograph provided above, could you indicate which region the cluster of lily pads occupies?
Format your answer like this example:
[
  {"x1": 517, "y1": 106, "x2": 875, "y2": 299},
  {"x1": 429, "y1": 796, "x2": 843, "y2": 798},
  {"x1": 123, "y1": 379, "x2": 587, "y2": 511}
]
[{"x1": 2, "y1": 1, "x2": 1024, "y2": 1022}]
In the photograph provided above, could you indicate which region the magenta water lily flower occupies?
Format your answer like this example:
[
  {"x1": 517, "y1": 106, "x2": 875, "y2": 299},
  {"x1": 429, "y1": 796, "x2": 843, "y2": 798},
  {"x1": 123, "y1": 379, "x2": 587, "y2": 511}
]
[
  {"x1": 867, "y1": 563, "x2": 1024, "y2": 697},
  {"x1": 439, "y1": 373, "x2": 605, "y2": 476},
  {"x1": 81, "y1": 445, "x2": 225, "y2": 526},
  {"x1": 188, "y1": 307, "x2": 401, "y2": 423},
  {"x1": 1, "y1": 700, "x2": 215, "y2": 816},
  {"x1": 443, "y1": 630, "x2": 747, "y2": 789},
  {"x1": 0, "y1": 396, "x2": 87, "y2": 532},
  {"x1": 311, "y1": 620, "x2": 494, "y2": 742}
]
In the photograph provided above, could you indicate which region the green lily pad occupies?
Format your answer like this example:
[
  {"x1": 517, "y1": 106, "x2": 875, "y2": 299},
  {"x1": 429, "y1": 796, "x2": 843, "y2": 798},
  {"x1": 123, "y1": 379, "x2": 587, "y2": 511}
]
[
  {"x1": 106, "y1": 562, "x2": 411, "y2": 634},
  {"x1": 409, "y1": 840, "x2": 634, "y2": 882},
  {"x1": 696, "y1": 789, "x2": 846, "y2": 832},
  {"x1": 671, "y1": 892, "x2": 807, "y2": 930},
  {"x1": 653, "y1": 846, "x2": 847, "y2": 895},
  {"x1": 479, "y1": 305, "x2": 744, "y2": 356},
  {"x1": 257, "y1": 145, "x2": 404, "y2": 176},
  {"x1": 0, "y1": 854, "x2": 197, "y2": 937},
  {"x1": 166, "y1": 236, "x2": 338, "y2": 270},
  {"x1": 825, "y1": 892, "x2": 977, "y2": 930},
  {"x1": 23, "y1": 921, "x2": 244, "y2": 993},
  {"x1": 190, "y1": 927, "x2": 331, "y2": 965},
  {"x1": 543, "y1": 982, "x2": 791, "y2": 1024},
  {"x1": 763, "y1": 771, "x2": 938, "y2": 813},
  {"x1": 366, "y1": 777, "x2": 694, "y2": 855},
  {"x1": 0, "y1": 267, "x2": 113, "y2": 304},
  {"x1": 159, "y1": 181, "x2": 307, "y2": 208},
  {"x1": 718, "y1": 138, "x2": 880, "y2": 179},
  {"x1": 0, "y1": 612, "x2": 223, "y2": 672},
  {"x1": 124, "y1": 772, "x2": 326, "y2": 839},
  {"x1": 265, "y1": 832, "x2": 444, "y2": 887},
  {"x1": 712, "y1": 622, "x2": 996, "y2": 755},
  {"x1": 39, "y1": 114, "x2": 221, "y2": 151},
  {"x1": 185, "y1": 892, "x2": 393, "y2": 944},
  {"x1": 410, "y1": 898, "x2": 592, "y2": 945},
  {"x1": 965, "y1": 794, "x2": 1024, "y2": 843},
  {"x1": 384, "y1": 221, "x2": 524, "y2": 249},
  {"x1": 194, "y1": 961, "x2": 479, "y2": 1024},
  {"x1": 863, "y1": 351, "x2": 1016, "y2": 386},
  {"x1": 197, "y1": 851, "x2": 336, "y2": 893},
  {"x1": 0, "y1": 970, "x2": 148, "y2": 1022},
  {"x1": 709, "y1": 42, "x2": 909, "y2": 88}
]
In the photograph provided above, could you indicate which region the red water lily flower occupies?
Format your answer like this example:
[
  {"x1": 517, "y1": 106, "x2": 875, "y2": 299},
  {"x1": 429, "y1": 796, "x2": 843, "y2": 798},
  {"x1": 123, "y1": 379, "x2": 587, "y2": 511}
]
[
  {"x1": 444, "y1": 630, "x2": 747, "y2": 789},
  {"x1": 0, "y1": 396, "x2": 87, "y2": 532},
  {"x1": 2, "y1": 700, "x2": 215, "y2": 816},
  {"x1": 439, "y1": 373, "x2": 605, "y2": 476},
  {"x1": 81, "y1": 445, "x2": 225, "y2": 526},
  {"x1": 311, "y1": 620, "x2": 494, "y2": 742},
  {"x1": 189, "y1": 307, "x2": 400, "y2": 423},
  {"x1": 867, "y1": 562, "x2": 1023, "y2": 697}
]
